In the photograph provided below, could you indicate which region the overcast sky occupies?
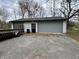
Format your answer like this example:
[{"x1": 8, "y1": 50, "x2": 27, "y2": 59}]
[
  {"x1": 0, "y1": 0, "x2": 17, "y2": 8},
  {"x1": 0, "y1": 0, "x2": 79, "y2": 21},
  {"x1": 0, "y1": 0, "x2": 53, "y2": 21},
  {"x1": 0, "y1": 0, "x2": 19, "y2": 21}
]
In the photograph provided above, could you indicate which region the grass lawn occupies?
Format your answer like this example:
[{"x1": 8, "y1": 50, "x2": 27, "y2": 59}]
[{"x1": 66, "y1": 24, "x2": 79, "y2": 41}]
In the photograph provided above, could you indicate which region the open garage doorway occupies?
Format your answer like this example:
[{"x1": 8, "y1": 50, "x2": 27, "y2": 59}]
[{"x1": 31, "y1": 23, "x2": 36, "y2": 33}]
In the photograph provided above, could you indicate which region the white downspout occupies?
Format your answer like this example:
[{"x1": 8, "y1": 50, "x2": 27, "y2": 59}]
[
  {"x1": 11, "y1": 23, "x2": 13, "y2": 29},
  {"x1": 36, "y1": 23, "x2": 38, "y2": 32},
  {"x1": 63, "y1": 21, "x2": 67, "y2": 33}
]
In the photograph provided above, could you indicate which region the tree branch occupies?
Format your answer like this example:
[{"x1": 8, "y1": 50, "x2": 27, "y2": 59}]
[{"x1": 69, "y1": 9, "x2": 79, "y2": 19}]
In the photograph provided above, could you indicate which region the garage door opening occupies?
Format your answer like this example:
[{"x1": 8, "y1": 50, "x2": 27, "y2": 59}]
[{"x1": 31, "y1": 23, "x2": 36, "y2": 33}]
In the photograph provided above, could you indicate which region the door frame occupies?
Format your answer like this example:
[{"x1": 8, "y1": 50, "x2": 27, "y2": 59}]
[
  {"x1": 31, "y1": 23, "x2": 36, "y2": 33},
  {"x1": 31, "y1": 22, "x2": 38, "y2": 32}
]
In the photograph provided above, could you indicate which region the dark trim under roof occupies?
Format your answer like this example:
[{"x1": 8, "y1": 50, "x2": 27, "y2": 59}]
[{"x1": 10, "y1": 17, "x2": 67, "y2": 23}]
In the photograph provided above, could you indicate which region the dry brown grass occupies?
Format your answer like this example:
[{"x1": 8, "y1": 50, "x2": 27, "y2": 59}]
[{"x1": 67, "y1": 25, "x2": 79, "y2": 41}]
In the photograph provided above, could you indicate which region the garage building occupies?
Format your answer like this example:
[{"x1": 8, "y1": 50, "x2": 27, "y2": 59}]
[{"x1": 10, "y1": 17, "x2": 67, "y2": 33}]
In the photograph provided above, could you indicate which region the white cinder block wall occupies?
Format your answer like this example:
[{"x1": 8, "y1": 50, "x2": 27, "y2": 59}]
[
  {"x1": 24, "y1": 23, "x2": 31, "y2": 32},
  {"x1": 24, "y1": 22, "x2": 38, "y2": 32}
]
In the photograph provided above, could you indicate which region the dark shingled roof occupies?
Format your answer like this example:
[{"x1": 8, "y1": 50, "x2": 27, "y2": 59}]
[{"x1": 10, "y1": 17, "x2": 67, "y2": 23}]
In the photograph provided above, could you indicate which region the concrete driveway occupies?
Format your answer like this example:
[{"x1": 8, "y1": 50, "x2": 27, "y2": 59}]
[{"x1": 0, "y1": 34, "x2": 79, "y2": 59}]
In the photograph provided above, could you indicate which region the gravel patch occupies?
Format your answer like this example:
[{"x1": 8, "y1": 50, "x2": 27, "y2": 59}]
[{"x1": 0, "y1": 34, "x2": 79, "y2": 59}]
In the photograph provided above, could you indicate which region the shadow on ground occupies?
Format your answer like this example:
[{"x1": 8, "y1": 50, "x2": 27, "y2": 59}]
[{"x1": 0, "y1": 36, "x2": 20, "y2": 42}]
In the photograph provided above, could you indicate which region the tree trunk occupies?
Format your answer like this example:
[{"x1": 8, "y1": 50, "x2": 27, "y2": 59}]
[{"x1": 67, "y1": 19, "x2": 69, "y2": 30}]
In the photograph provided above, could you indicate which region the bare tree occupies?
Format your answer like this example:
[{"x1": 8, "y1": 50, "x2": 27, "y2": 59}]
[
  {"x1": 39, "y1": 6, "x2": 45, "y2": 17},
  {"x1": 60, "y1": 0, "x2": 79, "y2": 29},
  {"x1": 18, "y1": 0, "x2": 45, "y2": 18},
  {"x1": 0, "y1": 8, "x2": 8, "y2": 21},
  {"x1": 13, "y1": 8, "x2": 17, "y2": 19},
  {"x1": 18, "y1": 0, "x2": 28, "y2": 18},
  {"x1": 32, "y1": 2, "x2": 45, "y2": 17},
  {"x1": 46, "y1": 0, "x2": 62, "y2": 17},
  {"x1": 18, "y1": 0, "x2": 37, "y2": 18},
  {"x1": 60, "y1": 0, "x2": 79, "y2": 23}
]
